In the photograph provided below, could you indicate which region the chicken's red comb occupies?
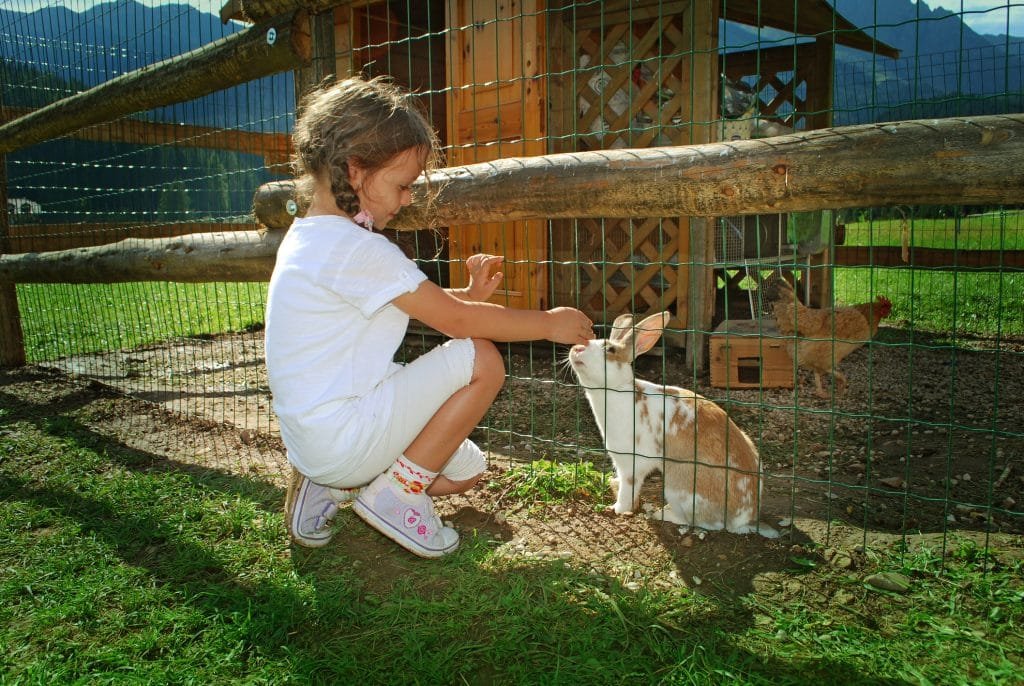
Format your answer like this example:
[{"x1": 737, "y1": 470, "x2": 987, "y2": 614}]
[{"x1": 878, "y1": 295, "x2": 893, "y2": 315}]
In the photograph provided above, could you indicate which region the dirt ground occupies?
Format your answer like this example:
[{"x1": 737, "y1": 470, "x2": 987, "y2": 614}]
[{"x1": 7, "y1": 322, "x2": 1022, "y2": 592}]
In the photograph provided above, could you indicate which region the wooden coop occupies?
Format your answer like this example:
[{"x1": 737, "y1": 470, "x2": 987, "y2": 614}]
[{"x1": 229, "y1": 0, "x2": 898, "y2": 365}]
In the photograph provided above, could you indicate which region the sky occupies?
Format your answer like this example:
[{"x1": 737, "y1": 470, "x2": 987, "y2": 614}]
[
  {"x1": 4, "y1": 0, "x2": 1023, "y2": 37},
  {"x1": 930, "y1": 0, "x2": 1024, "y2": 34}
]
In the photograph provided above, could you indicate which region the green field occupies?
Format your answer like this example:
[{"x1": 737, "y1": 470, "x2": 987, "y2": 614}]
[
  {"x1": 13, "y1": 211, "x2": 1022, "y2": 362},
  {"x1": 16, "y1": 282, "x2": 269, "y2": 362},
  {"x1": 834, "y1": 211, "x2": 1023, "y2": 336}
]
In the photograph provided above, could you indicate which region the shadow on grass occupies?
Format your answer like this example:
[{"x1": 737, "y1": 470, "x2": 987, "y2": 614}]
[
  {"x1": 291, "y1": 507, "x2": 913, "y2": 686},
  {"x1": 1, "y1": 365, "x2": 915, "y2": 684}
]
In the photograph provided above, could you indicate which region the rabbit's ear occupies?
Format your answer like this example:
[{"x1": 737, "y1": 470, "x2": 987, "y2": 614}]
[
  {"x1": 608, "y1": 314, "x2": 635, "y2": 341},
  {"x1": 632, "y1": 312, "x2": 671, "y2": 358}
]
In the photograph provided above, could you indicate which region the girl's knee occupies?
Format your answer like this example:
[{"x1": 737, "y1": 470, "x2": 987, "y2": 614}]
[{"x1": 471, "y1": 338, "x2": 505, "y2": 388}]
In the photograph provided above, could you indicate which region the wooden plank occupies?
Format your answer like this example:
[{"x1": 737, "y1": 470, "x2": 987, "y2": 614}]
[
  {"x1": 0, "y1": 106, "x2": 290, "y2": 169},
  {"x1": 295, "y1": 9, "x2": 337, "y2": 99},
  {"x1": 445, "y1": 0, "x2": 548, "y2": 312},
  {"x1": 570, "y1": 1, "x2": 690, "y2": 29},
  {"x1": 834, "y1": 246, "x2": 1024, "y2": 271},
  {"x1": 721, "y1": 43, "x2": 822, "y2": 80}
]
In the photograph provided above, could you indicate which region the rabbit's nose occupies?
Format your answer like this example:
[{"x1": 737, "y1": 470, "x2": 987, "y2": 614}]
[{"x1": 571, "y1": 344, "x2": 586, "y2": 354}]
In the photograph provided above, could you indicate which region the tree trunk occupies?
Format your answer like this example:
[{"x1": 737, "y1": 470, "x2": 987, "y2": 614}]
[
  {"x1": 0, "y1": 231, "x2": 283, "y2": 284},
  {"x1": 253, "y1": 113, "x2": 1024, "y2": 230},
  {"x1": 0, "y1": 11, "x2": 310, "y2": 156}
]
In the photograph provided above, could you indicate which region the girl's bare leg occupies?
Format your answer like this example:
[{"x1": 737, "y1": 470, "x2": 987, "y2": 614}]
[{"x1": 399, "y1": 338, "x2": 504, "y2": 495}]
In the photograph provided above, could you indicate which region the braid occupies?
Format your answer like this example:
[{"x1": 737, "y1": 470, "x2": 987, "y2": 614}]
[{"x1": 330, "y1": 161, "x2": 360, "y2": 215}]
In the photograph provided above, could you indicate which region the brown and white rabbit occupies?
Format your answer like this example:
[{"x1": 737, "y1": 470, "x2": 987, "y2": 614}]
[{"x1": 568, "y1": 311, "x2": 777, "y2": 538}]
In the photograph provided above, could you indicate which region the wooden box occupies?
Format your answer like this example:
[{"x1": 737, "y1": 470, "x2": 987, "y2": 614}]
[{"x1": 709, "y1": 319, "x2": 794, "y2": 389}]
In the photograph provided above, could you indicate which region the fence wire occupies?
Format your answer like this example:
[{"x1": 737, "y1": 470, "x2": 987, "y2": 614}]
[{"x1": 1, "y1": 0, "x2": 1022, "y2": 566}]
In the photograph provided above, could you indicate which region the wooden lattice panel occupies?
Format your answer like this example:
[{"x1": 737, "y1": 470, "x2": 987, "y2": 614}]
[
  {"x1": 557, "y1": 4, "x2": 698, "y2": 324},
  {"x1": 574, "y1": 11, "x2": 689, "y2": 150},
  {"x1": 721, "y1": 42, "x2": 835, "y2": 134},
  {"x1": 574, "y1": 217, "x2": 682, "y2": 317}
]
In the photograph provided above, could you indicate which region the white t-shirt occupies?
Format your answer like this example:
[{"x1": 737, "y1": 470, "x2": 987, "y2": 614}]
[{"x1": 264, "y1": 214, "x2": 427, "y2": 480}]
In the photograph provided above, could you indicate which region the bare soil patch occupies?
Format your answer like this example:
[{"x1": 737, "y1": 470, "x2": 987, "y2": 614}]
[{"x1": 10, "y1": 323, "x2": 1021, "y2": 592}]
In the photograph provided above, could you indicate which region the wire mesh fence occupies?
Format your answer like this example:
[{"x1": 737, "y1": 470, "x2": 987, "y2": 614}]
[{"x1": 1, "y1": 0, "x2": 1022, "y2": 565}]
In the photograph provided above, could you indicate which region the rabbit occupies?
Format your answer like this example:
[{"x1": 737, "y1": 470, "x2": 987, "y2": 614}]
[{"x1": 567, "y1": 311, "x2": 778, "y2": 538}]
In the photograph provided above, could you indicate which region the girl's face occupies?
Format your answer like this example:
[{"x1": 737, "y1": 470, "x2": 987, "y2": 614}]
[{"x1": 349, "y1": 147, "x2": 426, "y2": 228}]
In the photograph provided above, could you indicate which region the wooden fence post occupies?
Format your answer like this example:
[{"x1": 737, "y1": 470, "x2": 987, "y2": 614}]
[{"x1": 0, "y1": 155, "x2": 27, "y2": 367}]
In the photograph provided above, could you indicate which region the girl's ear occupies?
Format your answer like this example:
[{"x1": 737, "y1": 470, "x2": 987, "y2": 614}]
[{"x1": 347, "y1": 158, "x2": 366, "y2": 193}]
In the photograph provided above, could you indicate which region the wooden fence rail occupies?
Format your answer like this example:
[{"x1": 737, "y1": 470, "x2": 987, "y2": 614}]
[{"x1": 2, "y1": 113, "x2": 1023, "y2": 367}]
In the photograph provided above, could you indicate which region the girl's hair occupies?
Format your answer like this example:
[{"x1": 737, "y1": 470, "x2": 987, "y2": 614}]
[{"x1": 291, "y1": 75, "x2": 441, "y2": 215}]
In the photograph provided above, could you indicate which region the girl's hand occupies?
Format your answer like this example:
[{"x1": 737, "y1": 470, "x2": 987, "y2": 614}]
[
  {"x1": 546, "y1": 307, "x2": 595, "y2": 345},
  {"x1": 465, "y1": 253, "x2": 504, "y2": 302}
]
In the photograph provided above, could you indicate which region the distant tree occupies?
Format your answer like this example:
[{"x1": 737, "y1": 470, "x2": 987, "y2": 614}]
[{"x1": 157, "y1": 182, "x2": 191, "y2": 221}]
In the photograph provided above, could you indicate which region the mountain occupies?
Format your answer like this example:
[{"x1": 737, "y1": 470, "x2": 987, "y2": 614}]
[
  {"x1": 0, "y1": 0, "x2": 1020, "y2": 132},
  {"x1": 0, "y1": 1, "x2": 293, "y2": 131},
  {"x1": 719, "y1": 0, "x2": 1023, "y2": 125}
]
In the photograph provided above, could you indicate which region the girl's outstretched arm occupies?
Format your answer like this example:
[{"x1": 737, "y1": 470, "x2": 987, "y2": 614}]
[{"x1": 394, "y1": 279, "x2": 594, "y2": 346}]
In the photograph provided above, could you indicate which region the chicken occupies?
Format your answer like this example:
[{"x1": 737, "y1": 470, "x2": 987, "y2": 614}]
[{"x1": 770, "y1": 280, "x2": 892, "y2": 398}]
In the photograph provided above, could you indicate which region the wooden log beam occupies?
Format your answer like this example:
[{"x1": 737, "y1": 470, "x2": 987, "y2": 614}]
[
  {"x1": 0, "y1": 231, "x2": 283, "y2": 284},
  {"x1": 6, "y1": 221, "x2": 256, "y2": 254},
  {"x1": 0, "y1": 11, "x2": 310, "y2": 156},
  {"x1": 252, "y1": 114, "x2": 1024, "y2": 230},
  {"x1": 223, "y1": 0, "x2": 342, "y2": 24}
]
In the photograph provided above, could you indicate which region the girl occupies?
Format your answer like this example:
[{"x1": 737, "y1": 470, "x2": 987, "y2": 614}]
[{"x1": 265, "y1": 76, "x2": 594, "y2": 558}]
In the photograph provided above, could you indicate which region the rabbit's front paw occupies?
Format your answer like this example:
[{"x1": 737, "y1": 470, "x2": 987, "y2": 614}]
[{"x1": 612, "y1": 502, "x2": 634, "y2": 515}]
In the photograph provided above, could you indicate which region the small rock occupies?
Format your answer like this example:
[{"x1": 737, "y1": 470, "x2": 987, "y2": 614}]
[
  {"x1": 961, "y1": 473, "x2": 972, "y2": 482},
  {"x1": 878, "y1": 476, "x2": 905, "y2": 489},
  {"x1": 1002, "y1": 496, "x2": 1016, "y2": 509},
  {"x1": 865, "y1": 572, "x2": 912, "y2": 594},
  {"x1": 825, "y1": 548, "x2": 854, "y2": 569},
  {"x1": 833, "y1": 590, "x2": 856, "y2": 605}
]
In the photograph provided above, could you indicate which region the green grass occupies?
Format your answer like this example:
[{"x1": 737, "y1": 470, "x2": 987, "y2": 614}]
[
  {"x1": 1, "y1": 404, "x2": 1022, "y2": 685},
  {"x1": 834, "y1": 267, "x2": 1024, "y2": 336},
  {"x1": 492, "y1": 459, "x2": 609, "y2": 505},
  {"x1": 842, "y1": 210, "x2": 1024, "y2": 251},
  {"x1": 829, "y1": 211, "x2": 1024, "y2": 336},
  {"x1": 16, "y1": 282, "x2": 268, "y2": 362}
]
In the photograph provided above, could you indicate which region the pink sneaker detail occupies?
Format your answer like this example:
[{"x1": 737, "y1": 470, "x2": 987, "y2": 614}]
[{"x1": 351, "y1": 474, "x2": 459, "y2": 558}]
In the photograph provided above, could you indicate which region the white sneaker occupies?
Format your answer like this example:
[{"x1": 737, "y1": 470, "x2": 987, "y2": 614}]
[
  {"x1": 351, "y1": 474, "x2": 459, "y2": 558},
  {"x1": 285, "y1": 468, "x2": 347, "y2": 548}
]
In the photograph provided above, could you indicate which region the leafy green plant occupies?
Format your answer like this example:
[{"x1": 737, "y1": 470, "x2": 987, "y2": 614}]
[{"x1": 492, "y1": 459, "x2": 609, "y2": 503}]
